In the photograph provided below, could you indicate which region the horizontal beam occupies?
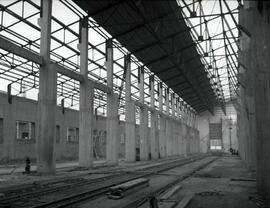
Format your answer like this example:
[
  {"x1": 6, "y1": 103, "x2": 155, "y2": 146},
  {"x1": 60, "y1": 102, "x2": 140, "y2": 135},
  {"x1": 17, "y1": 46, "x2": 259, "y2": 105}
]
[
  {"x1": 94, "y1": 81, "x2": 112, "y2": 94},
  {"x1": 53, "y1": 63, "x2": 83, "y2": 82},
  {"x1": 53, "y1": 64, "x2": 112, "y2": 94},
  {"x1": 134, "y1": 100, "x2": 183, "y2": 124},
  {"x1": 0, "y1": 36, "x2": 111, "y2": 94},
  {"x1": 0, "y1": 36, "x2": 43, "y2": 65}
]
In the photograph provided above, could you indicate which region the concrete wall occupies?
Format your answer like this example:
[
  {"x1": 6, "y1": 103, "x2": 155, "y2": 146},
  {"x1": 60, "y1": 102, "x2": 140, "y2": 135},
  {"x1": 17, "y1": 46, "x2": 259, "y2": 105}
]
[
  {"x1": 0, "y1": 92, "x2": 127, "y2": 162},
  {"x1": 0, "y1": 92, "x2": 200, "y2": 162},
  {"x1": 237, "y1": 1, "x2": 270, "y2": 195},
  {"x1": 197, "y1": 102, "x2": 238, "y2": 153}
]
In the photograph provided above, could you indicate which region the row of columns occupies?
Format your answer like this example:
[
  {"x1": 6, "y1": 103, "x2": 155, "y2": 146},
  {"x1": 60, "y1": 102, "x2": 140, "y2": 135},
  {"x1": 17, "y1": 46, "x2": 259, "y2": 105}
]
[
  {"x1": 36, "y1": 0, "x2": 199, "y2": 174},
  {"x1": 36, "y1": 0, "x2": 120, "y2": 172},
  {"x1": 123, "y1": 53, "x2": 198, "y2": 161}
]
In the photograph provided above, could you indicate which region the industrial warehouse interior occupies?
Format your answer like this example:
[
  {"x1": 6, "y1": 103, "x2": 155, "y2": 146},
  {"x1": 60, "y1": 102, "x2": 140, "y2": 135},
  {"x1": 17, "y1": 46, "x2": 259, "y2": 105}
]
[{"x1": 0, "y1": 0, "x2": 268, "y2": 207}]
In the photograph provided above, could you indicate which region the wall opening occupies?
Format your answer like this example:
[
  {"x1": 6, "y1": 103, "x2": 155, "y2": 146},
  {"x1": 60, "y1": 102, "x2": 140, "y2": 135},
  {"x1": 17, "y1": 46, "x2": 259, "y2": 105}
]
[
  {"x1": 16, "y1": 121, "x2": 35, "y2": 140},
  {"x1": 209, "y1": 122, "x2": 222, "y2": 150},
  {"x1": 56, "y1": 125, "x2": 60, "y2": 144},
  {"x1": 210, "y1": 139, "x2": 222, "y2": 150},
  {"x1": 67, "y1": 127, "x2": 79, "y2": 142},
  {"x1": 0, "y1": 118, "x2": 3, "y2": 144}
]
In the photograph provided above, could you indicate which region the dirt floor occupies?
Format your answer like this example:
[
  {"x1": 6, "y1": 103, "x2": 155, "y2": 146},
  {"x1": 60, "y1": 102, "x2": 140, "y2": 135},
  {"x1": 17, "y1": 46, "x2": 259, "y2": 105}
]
[
  {"x1": 78, "y1": 156, "x2": 216, "y2": 208},
  {"x1": 175, "y1": 156, "x2": 261, "y2": 208},
  {"x1": 0, "y1": 155, "x2": 186, "y2": 188}
]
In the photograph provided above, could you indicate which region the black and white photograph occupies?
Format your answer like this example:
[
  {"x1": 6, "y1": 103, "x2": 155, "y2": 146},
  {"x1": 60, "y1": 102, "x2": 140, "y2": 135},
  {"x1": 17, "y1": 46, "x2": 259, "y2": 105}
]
[{"x1": 0, "y1": 0, "x2": 268, "y2": 207}]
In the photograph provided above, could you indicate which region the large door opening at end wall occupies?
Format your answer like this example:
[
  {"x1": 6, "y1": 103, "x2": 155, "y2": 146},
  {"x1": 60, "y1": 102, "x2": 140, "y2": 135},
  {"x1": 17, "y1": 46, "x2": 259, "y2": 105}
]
[{"x1": 209, "y1": 123, "x2": 222, "y2": 150}]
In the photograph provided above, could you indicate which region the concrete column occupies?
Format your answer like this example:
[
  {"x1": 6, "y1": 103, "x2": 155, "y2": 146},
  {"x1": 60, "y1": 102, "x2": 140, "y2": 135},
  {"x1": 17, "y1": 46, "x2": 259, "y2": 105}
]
[
  {"x1": 170, "y1": 93, "x2": 174, "y2": 156},
  {"x1": 196, "y1": 130, "x2": 200, "y2": 153},
  {"x1": 165, "y1": 88, "x2": 172, "y2": 156},
  {"x1": 179, "y1": 101, "x2": 184, "y2": 155},
  {"x1": 139, "y1": 66, "x2": 149, "y2": 160},
  {"x1": 150, "y1": 75, "x2": 158, "y2": 159},
  {"x1": 180, "y1": 122, "x2": 184, "y2": 155},
  {"x1": 171, "y1": 93, "x2": 175, "y2": 117},
  {"x1": 186, "y1": 126, "x2": 191, "y2": 155},
  {"x1": 160, "y1": 116, "x2": 166, "y2": 158},
  {"x1": 194, "y1": 114, "x2": 197, "y2": 129},
  {"x1": 176, "y1": 97, "x2": 180, "y2": 118},
  {"x1": 192, "y1": 113, "x2": 196, "y2": 128},
  {"x1": 190, "y1": 112, "x2": 193, "y2": 128},
  {"x1": 105, "y1": 39, "x2": 119, "y2": 166},
  {"x1": 78, "y1": 18, "x2": 94, "y2": 168},
  {"x1": 5, "y1": 104, "x2": 15, "y2": 159},
  {"x1": 187, "y1": 109, "x2": 191, "y2": 127},
  {"x1": 36, "y1": 0, "x2": 56, "y2": 174},
  {"x1": 124, "y1": 54, "x2": 136, "y2": 162},
  {"x1": 247, "y1": 4, "x2": 270, "y2": 196},
  {"x1": 166, "y1": 119, "x2": 172, "y2": 157},
  {"x1": 158, "y1": 83, "x2": 166, "y2": 157},
  {"x1": 176, "y1": 97, "x2": 181, "y2": 155},
  {"x1": 171, "y1": 93, "x2": 178, "y2": 156},
  {"x1": 182, "y1": 124, "x2": 187, "y2": 157}
]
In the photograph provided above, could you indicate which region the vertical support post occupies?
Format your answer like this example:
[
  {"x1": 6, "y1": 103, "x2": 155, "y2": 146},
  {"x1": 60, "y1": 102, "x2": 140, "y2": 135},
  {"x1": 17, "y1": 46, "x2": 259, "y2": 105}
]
[
  {"x1": 189, "y1": 111, "x2": 193, "y2": 128},
  {"x1": 165, "y1": 88, "x2": 171, "y2": 157},
  {"x1": 194, "y1": 114, "x2": 198, "y2": 129},
  {"x1": 176, "y1": 97, "x2": 181, "y2": 155},
  {"x1": 186, "y1": 108, "x2": 190, "y2": 126},
  {"x1": 37, "y1": 0, "x2": 56, "y2": 174},
  {"x1": 125, "y1": 54, "x2": 136, "y2": 162},
  {"x1": 171, "y1": 93, "x2": 177, "y2": 156},
  {"x1": 183, "y1": 124, "x2": 188, "y2": 157},
  {"x1": 179, "y1": 100, "x2": 184, "y2": 155},
  {"x1": 176, "y1": 97, "x2": 180, "y2": 118},
  {"x1": 171, "y1": 93, "x2": 175, "y2": 117},
  {"x1": 78, "y1": 17, "x2": 94, "y2": 168},
  {"x1": 105, "y1": 39, "x2": 119, "y2": 166},
  {"x1": 166, "y1": 88, "x2": 170, "y2": 115},
  {"x1": 6, "y1": 99, "x2": 15, "y2": 159},
  {"x1": 150, "y1": 75, "x2": 158, "y2": 159},
  {"x1": 192, "y1": 112, "x2": 195, "y2": 128},
  {"x1": 139, "y1": 66, "x2": 149, "y2": 160},
  {"x1": 159, "y1": 83, "x2": 166, "y2": 157}
]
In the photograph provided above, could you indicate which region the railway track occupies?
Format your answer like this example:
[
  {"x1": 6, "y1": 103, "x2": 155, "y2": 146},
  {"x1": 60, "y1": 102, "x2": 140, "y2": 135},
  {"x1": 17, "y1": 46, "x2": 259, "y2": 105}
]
[
  {"x1": 0, "y1": 154, "x2": 198, "y2": 198},
  {"x1": 120, "y1": 157, "x2": 218, "y2": 208},
  {"x1": 0, "y1": 154, "x2": 208, "y2": 208}
]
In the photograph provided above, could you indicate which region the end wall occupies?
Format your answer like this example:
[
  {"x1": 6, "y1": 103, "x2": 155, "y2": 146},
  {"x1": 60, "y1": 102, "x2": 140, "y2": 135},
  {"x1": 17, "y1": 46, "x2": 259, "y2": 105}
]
[{"x1": 197, "y1": 102, "x2": 238, "y2": 153}]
